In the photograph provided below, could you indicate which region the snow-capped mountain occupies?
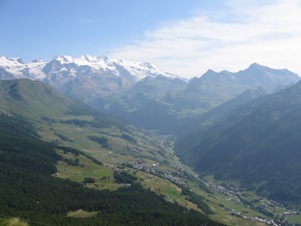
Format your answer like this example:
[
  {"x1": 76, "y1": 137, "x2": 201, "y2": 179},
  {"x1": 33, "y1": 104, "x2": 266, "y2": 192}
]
[
  {"x1": 47, "y1": 55, "x2": 172, "y2": 80},
  {"x1": 0, "y1": 56, "x2": 46, "y2": 79},
  {"x1": 0, "y1": 55, "x2": 179, "y2": 101},
  {"x1": 0, "y1": 55, "x2": 174, "y2": 81},
  {"x1": 186, "y1": 63, "x2": 299, "y2": 94}
]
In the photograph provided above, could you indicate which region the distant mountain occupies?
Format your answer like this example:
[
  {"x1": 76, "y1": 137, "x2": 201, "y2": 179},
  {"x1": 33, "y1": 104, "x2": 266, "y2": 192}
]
[
  {"x1": 176, "y1": 80, "x2": 301, "y2": 205},
  {"x1": 93, "y1": 63, "x2": 299, "y2": 131},
  {"x1": 0, "y1": 55, "x2": 178, "y2": 102},
  {"x1": 91, "y1": 75, "x2": 187, "y2": 131},
  {"x1": 183, "y1": 63, "x2": 299, "y2": 110},
  {"x1": 0, "y1": 56, "x2": 45, "y2": 79}
]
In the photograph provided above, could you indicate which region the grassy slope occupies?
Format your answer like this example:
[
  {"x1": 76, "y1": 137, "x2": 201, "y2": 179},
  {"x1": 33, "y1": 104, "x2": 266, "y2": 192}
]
[
  {"x1": 67, "y1": 209, "x2": 98, "y2": 218},
  {"x1": 0, "y1": 79, "x2": 72, "y2": 118},
  {"x1": 0, "y1": 218, "x2": 28, "y2": 226}
]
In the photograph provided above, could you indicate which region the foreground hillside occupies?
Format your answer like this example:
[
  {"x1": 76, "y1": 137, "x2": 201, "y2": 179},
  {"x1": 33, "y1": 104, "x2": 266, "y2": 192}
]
[{"x1": 0, "y1": 114, "x2": 222, "y2": 225}]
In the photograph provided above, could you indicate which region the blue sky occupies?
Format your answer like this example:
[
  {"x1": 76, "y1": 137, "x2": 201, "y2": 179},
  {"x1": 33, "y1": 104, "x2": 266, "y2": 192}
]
[
  {"x1": 1, "y1": 0, "x2": 301, "y2": 78},
  {"x1": 0, "y1": 0, "x2": 206, "y2": 60}
]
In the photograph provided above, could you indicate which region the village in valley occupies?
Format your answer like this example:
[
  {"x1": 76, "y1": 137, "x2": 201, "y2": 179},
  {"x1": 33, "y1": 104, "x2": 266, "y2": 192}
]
[
  {"x1": 127, "y1": 158, "x2": 187, "y2": 187},
  {"x1": 203, "y1": 180, "x2": 301, "y2": 226},
  {"x1": 121, "y1": 131, "x2": 301, "y2": 226}
]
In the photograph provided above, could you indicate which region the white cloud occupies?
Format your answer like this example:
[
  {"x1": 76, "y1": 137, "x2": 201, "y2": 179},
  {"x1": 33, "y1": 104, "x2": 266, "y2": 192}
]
[{"x1": 109, "y1": 0, "x2": 301, "y2": 78}]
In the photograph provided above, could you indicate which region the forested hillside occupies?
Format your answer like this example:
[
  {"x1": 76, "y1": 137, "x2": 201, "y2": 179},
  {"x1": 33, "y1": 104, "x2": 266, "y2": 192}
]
[{"x1": 0, "y1": 113, "x2": 223, "y2": 225}]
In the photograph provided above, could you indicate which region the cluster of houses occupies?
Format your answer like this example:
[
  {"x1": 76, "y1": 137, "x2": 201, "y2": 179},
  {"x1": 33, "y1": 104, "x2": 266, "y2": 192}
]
[
  {"x1": 202, "y1": 179, "x2": 301, "y2": 226},
  {"x1": 220, "y1": 203, "x2": 301, "y2": 226},
  {"x1": 216, "y1": 203, "x2": 278, "y2": 225},
  {"x1": 258, "y1": 199, "x2": 284, "y2": 209},
  {"x1": 127, "y1": 159, "x2": 187, "y2": 187},
  {"x1": 202, "y1": 180, "x2": 246, "y2": 197}
]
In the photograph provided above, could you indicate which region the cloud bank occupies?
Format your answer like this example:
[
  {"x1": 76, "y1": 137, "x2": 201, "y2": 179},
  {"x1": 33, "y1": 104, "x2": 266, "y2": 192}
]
[{"x1": 110, "y1": 0, "x2": 301, "y2": 78}]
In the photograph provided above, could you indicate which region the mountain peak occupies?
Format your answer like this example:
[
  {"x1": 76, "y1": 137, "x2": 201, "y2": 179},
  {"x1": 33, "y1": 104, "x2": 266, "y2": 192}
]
[
  {"x1": 246, "y1": 63, "x2": 274, "y2": 73},
  {"x1": 32, "y1": 58, "x2": 44, "y2": 63},
  {"x1": 78, "y1": 55, "x2": 110, "y2": 63},
  {"x1": 80, "y1": 54, "x2": 96, "y2": 62},
  {"x1": 249, "y1": 62, "x2": 264, "y2": 68},
  {"x1": 201, "y1": 69, "x2": 218, "y2": 78},
  {"x1": 0, "y1": 56, "x2": 24, "y2": 65},
  {"x1": 200, "y1": 69, "x2": 234, "y2": 81},
  {"x1": 16, "y1": 58, "x2": 24, "y2": 64},
  {"x1": 206, "y1": 69, "x2": 216, "y2": 74},
  {"x1": 246, "y1": 63, "x2": 298, "y2": 76},
  {"x1": 53, "y1": 55, "x2": 74, "y2": 64}
]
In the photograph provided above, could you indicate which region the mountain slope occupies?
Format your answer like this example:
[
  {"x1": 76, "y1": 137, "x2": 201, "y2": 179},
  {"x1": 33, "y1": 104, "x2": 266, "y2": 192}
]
[
  {"x1": 174, "y1": 88, "x2": 268, "y2": 162},
  {"x1": 0, "y1": 79, "x2": 72, "y2": 117},
  {"x1": 175, "y1": 87, "x2": 268, "y2": 137},
  {"x1": 183, "y1": 63, "x2": 299, "y2": 110},
  {"x1": 177, "y1": 80, "x2": 301, "y2": 205},
  {"x1": 0, "y1": 79, "x2": 121, "y2": 128}
]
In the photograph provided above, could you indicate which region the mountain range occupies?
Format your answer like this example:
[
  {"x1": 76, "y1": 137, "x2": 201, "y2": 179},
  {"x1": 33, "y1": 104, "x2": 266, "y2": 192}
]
[
  {"x1": 1, "y1": 55, "x2": 300, "y2": 133},
  {"x1": 0, "y1": 55, "x2": 178, "y2": 102},
  {"x1": 1, "y1": 56, "x2": 299, "y2": 131}
]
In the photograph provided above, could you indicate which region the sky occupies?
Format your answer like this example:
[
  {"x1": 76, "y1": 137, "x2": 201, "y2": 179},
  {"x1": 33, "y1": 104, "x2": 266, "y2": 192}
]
[{"x1": 1, "y1": 0, "x2": 301, "y2": 78}]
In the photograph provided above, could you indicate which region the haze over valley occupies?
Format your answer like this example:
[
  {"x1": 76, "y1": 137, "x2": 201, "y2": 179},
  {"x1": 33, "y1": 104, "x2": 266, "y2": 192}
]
[{"x1": 1, "y1": 1, "x2": 301, "y2": 225}]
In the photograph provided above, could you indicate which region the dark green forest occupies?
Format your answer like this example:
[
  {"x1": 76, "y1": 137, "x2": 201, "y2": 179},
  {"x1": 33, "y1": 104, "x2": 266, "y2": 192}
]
[{"x1": 0, "y1": 113, "x2": 223, "y2": 226}]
